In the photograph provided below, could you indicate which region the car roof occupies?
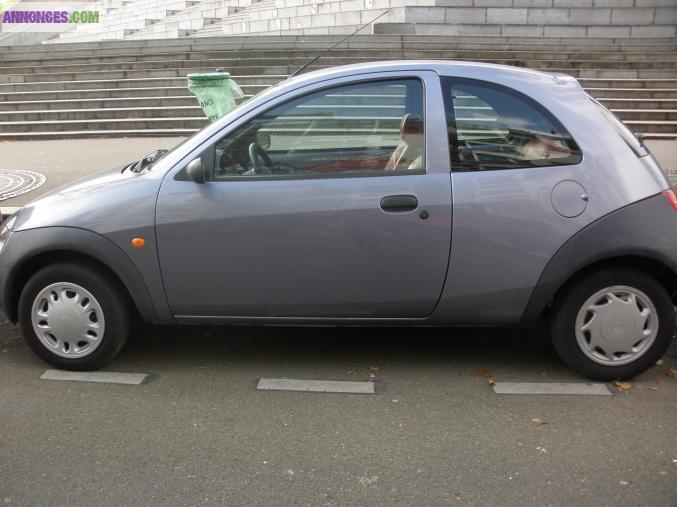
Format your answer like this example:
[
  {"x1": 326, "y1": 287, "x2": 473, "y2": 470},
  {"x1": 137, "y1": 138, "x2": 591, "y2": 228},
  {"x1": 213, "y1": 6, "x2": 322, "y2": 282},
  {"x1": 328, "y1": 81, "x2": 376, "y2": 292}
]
[{"x1": 283, "y1": 60, "x2": 579, "y2": 93}]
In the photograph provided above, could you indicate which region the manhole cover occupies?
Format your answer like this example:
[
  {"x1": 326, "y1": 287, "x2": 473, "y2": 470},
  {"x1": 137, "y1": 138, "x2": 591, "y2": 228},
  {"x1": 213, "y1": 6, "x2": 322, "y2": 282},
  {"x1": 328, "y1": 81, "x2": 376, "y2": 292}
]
[{"x1": 0, "y1": 169, "x2": 46, "y2": 201}]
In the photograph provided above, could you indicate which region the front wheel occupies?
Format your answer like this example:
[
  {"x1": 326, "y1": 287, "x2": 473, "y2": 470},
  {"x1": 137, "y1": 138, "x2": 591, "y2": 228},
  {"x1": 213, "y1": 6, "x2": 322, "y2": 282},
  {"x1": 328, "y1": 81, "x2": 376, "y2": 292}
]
[
  {"x1": 551, "y1": 268, "x2": 674, "y2": 381},
  {"x1": 19, "y1": 263, "x2": 131, "y2": 371}
]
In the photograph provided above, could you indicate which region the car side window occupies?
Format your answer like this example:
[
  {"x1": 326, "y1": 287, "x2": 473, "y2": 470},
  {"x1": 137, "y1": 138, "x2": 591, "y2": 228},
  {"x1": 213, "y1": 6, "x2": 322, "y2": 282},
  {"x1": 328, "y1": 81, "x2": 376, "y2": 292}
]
[
  {"x1": 441, "y1": 77, "x2": 581, "y2": 171},
  {"x1": 210, "y1": 78, "x2": 425, "y2": 179}
]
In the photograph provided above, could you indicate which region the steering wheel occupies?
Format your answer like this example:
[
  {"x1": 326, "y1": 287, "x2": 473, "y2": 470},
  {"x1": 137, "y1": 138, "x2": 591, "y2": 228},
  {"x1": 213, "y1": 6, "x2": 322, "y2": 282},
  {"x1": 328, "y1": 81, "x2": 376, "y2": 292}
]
[{"x1": 248, "y1": 143, "x2": 274, "y2": 175}]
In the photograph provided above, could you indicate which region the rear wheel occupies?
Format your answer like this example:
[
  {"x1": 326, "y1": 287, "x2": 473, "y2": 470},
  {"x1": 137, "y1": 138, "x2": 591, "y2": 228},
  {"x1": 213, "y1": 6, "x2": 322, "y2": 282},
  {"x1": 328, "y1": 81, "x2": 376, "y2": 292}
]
[
  {"x1": 19, "y1": 263, "x2": 131, "y2": 371},
  {"x1": 551, "y1": 268, "x2": 674, "y2": 381}
]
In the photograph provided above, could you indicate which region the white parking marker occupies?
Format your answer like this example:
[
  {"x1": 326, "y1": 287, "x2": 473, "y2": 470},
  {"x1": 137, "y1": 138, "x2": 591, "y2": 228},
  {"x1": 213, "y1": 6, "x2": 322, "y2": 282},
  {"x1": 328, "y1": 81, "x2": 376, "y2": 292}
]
[
  {"x1": 257, "y1": 378, "x2": 375, "y2": 394},
  {"x1": 492, "y1": 382, "x2": 612, "y2": 396},
  {"x1": 40, "y1": 369, "x2": 149, "y2": 385}
]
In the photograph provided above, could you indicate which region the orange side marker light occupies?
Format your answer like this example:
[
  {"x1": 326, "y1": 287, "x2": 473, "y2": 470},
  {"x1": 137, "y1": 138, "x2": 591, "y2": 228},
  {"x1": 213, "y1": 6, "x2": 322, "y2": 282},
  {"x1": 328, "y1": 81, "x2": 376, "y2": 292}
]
[{"x1": 131, "y1": 237, "x2": 146, "y2": 248}]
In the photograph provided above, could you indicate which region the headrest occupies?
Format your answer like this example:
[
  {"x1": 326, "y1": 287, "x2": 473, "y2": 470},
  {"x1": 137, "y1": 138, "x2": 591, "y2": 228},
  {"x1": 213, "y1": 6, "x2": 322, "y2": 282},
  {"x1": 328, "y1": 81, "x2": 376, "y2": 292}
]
[{"x1": 400, "y1": 113, "x2": 423, "y2": 135}]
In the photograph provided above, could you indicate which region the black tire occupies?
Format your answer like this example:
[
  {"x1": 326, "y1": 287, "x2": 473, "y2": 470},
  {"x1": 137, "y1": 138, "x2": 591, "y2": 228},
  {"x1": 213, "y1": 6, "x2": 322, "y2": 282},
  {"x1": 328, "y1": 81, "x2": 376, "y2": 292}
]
[
  {"x1": 551, "y1": 268, "x2": 675, "y2": 381},
  {"x1": 19, "y1": 262, "x2": 131, "y2": 371}
]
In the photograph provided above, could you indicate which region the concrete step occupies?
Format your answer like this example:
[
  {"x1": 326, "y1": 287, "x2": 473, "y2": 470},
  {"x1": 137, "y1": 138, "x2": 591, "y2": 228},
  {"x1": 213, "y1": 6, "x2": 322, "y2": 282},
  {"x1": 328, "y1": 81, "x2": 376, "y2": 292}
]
[
  {"x1": 2, "y1": 102, "x2": 665, "y2": 123},
  {"x1": 0, "y1": 129, "x2": 196, "y2": 139},
  {"x1": 609, "y1": 109, "x2": 677, "y2": 121},
  {"x1": 0, "y1": 84, "x2": 269, "y2": 102},
  {"x1": 0, "y1": 65, "x2": 294, "y2": 84},
  {"x1": 623, "y1": 120, "x2": 677, "y2": 134},
  {"x1": 1, "y1": 80, "x2": 673, "y2": 102},
  {"x1": 0, "y1": 75, "x2": 282, "y2": 93},
  {"x1": 3, "y1": 46, "x2": 677, "y2": 65},
  {"x1": 596, "y1": 98, "x2": 677, "y2": 109},
  {"x1": 0, "y1": 117, "x2": 208, "y2": 133},
  {"x1": 32, "y1": 34, "x2": 677, "y2": 49},
  {"x1": 5, "y1": 45, "x2": 675, "y2": 68},
  {"x1": 586, "y1": 88, "x2": 677, "y2": 98},
  {"x1": 0, "y1": 96, "x2": 199, "y2": 111},
  {"x1": 2, "y1": 62, "x2": 675, "y2": 86},
  {"x1": 579, "y1": 78, "x2": 677, "y2": 89},
  {"x1": 2, "y1": 49, "x2": 677, "y2": 73},
  {"x1": 2, "y1": 92, "x2": 673, "y2": 113},
  {"x1": 8, "y1": 36, "x2": 677, "y2": 59},
  {"x1": 0, "y1": 106, "x2": 205, "y2": 122},
  {"x1": 5, "y1": 47, "x2": 677, "y2": 68}
]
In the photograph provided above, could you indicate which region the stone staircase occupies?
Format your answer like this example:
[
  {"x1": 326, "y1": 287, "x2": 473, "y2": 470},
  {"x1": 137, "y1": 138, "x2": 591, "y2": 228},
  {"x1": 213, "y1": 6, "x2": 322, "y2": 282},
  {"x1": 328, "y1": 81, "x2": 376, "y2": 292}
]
[
  {"x1": 53, "y1": 0, "x2": 208, "y2": 43},
  {"x1": 124, "y1": 0, "x2": 231, "y2": 40},
  {"x1": 41, "y1": 0, "x2": 677, "y2": 41},
  {"x1": 0, "y1": 35, "x2": 675, "y2": 139}
]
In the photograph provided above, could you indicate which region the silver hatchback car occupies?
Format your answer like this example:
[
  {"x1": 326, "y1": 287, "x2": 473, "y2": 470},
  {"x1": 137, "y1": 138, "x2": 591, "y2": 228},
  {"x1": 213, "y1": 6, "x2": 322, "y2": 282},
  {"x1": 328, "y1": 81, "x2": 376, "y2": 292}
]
[{"x1": 0, "y1": 61, "x2": 675, "y2": 380}]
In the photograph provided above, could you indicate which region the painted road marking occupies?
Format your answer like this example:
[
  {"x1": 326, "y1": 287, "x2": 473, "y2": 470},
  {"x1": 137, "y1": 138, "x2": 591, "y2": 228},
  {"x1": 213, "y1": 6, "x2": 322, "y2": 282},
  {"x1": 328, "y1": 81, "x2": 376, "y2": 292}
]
[
  {"x1": 257, "y1": 378, "x2": 376, "y2": 394},
  {"x1": 40, "y1": 369, "x2": 149, "y2": 385},
  {"x1": 492, "y1": 382, "x2": 612, "y2": 396}
]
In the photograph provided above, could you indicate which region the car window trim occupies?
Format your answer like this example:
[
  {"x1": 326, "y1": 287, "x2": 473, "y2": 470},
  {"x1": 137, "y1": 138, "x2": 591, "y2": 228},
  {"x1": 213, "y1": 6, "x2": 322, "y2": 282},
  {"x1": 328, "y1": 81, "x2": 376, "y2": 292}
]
[
  {"x1": 168, "y1": 70, "x2": 448, "y2": 183},
  {"x1": 204, "y1": 76, "x2": 428, "y2": 182},
  {"x1": 441, "y1": 76, "x2": 583, "y2": 172}
]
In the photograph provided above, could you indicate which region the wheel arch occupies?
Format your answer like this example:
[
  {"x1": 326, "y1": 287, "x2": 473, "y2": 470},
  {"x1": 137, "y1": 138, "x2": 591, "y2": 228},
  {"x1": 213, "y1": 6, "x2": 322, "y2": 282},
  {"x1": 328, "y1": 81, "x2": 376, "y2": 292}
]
[
  {"x1": 1, "y1": 227, "x2": 161, "y2": 324},
  {"x1": 521, "y1": 193, "x2": 677, "y2": 324},
  {"x1": 547, "y1": 255, "x2": 676, "y2": 315}
]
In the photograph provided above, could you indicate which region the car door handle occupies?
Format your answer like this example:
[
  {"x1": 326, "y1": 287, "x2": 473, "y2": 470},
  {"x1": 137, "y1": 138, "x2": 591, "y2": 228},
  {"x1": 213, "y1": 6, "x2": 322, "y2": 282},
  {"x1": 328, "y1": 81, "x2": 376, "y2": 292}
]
[{"x1": 380, "y1": 195, "x2": 418, "y2": 212}]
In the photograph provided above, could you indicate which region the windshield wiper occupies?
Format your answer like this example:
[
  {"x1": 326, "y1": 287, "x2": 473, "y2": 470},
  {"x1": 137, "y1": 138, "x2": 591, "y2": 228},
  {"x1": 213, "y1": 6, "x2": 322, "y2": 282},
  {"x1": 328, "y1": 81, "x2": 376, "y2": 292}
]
[{"x1": 129, "y1": 149, "x2": 169, "y2": 173}]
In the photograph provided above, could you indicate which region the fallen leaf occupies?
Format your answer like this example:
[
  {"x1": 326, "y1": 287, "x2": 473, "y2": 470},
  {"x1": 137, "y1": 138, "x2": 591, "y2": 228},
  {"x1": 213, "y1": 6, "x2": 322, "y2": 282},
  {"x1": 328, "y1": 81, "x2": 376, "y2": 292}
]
[
  {"x1": 615, "y1": 381, "x2": 632, "y2": 391},
  {"x1": 192, "y1": 420, "x2": 201, "y2": 428},
  {"x1": 399, "y1": 416, "x2": 409, "y2": 422},
  {"x1": 487, "y1": 379, "x2": 496, "y2": 387},
  {"x1": 536, "y1": 446, "x2": 549, "y2": 454},
  {"x1": 346, "y1": 368, "x2": 360, "y2": 376},
  {"x1": 357, "y1": 475, "x2": 378, "y2": 487},
  {"x1": 648, "y1": 387, "x2": 659, "y2": 391},
  {"x1": 656, "y1": 359, "x2": 664, "y2": 366},
  {"x1": 531, "y1": 418, "x2": 548, "y2": 425},
  {"x1": 664, "y1": 368, "x2": 676, "y2": 379},
  {"x1": 474, "y1": 368, "x2": 492, "y2": 378},
  {"x1": 619, "y1": 480, "x2": 629, "y2": 486},
  {"x1": 369, "y1": 366, "x2": 380, "y2": 372}
]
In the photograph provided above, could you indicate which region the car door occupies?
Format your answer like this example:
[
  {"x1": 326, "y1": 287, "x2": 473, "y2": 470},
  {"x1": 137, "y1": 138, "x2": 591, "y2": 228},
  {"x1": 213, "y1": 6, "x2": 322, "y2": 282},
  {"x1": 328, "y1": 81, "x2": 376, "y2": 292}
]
[
  {"x1": 436, "y1": 76, "x2": 587, "y2": 323},
  {"x1": 155, "y1": 71, "x2": 452, "y2": 320}
]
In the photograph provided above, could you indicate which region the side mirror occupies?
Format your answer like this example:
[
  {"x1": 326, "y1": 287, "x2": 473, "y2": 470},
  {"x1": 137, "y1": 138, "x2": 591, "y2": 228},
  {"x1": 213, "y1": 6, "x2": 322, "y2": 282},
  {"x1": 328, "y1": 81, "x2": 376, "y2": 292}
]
[{"x1": 186, "y1": 157, "x2": 205, "y2": 184}]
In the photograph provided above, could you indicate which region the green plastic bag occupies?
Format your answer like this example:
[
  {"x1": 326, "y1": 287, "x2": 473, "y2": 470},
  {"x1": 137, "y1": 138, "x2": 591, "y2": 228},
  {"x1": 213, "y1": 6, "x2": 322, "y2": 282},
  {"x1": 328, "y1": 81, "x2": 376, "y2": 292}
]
[{"x1": 187, "y1": 72, "x2": 244, "y2": 123}]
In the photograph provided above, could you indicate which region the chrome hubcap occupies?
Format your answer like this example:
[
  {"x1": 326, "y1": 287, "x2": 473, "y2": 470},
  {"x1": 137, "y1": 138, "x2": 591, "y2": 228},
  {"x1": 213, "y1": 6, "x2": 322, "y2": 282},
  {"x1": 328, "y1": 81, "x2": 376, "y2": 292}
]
[
  {"x1": 575, "y1": 285, "x2": 658, "y2": 366},
  {"x1": 31, "y1": 282, "x2": 105, "y2": 359}
]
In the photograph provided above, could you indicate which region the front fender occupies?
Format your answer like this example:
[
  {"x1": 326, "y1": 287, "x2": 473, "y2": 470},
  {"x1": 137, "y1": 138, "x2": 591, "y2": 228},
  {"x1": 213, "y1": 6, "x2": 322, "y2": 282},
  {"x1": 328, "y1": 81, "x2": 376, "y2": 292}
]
[
  {"x1": 521, "y1": 193, "x2": 677, "y2": 323},
  {"x1": 0, "y1": 226, "x2": 171, "y2": 324}
]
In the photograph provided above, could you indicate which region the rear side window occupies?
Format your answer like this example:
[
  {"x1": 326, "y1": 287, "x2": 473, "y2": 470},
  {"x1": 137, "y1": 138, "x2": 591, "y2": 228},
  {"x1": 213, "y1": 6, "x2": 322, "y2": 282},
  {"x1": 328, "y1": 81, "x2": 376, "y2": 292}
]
[
  {"x1": 442, "y1": 77, "x2": 582, "y2": 171},
  {"x1": 590, "y1": 98, "x2": 648, "y2": 157}
]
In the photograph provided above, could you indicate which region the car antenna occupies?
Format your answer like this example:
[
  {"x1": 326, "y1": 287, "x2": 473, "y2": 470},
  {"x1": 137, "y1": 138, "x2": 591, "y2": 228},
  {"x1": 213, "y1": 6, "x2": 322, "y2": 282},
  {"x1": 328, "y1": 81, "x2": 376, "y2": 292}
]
[{"x1": 288, "y1": 9, "x2": 391, "y2": 79}]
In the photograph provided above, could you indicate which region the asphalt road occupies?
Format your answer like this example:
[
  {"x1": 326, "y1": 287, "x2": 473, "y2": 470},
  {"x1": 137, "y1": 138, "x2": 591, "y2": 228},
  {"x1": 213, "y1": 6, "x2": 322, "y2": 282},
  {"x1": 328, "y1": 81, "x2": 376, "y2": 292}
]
[{"x1": 1, "y1": 321, "x2": 675, "y2": 506}]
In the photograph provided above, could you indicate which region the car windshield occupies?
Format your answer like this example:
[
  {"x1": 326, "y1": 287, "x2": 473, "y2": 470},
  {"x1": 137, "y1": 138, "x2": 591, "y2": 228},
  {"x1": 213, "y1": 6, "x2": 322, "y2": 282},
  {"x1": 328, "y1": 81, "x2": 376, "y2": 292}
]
[{"x1": 146, "y1": 85, "x2": 277, "y2": 168}]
